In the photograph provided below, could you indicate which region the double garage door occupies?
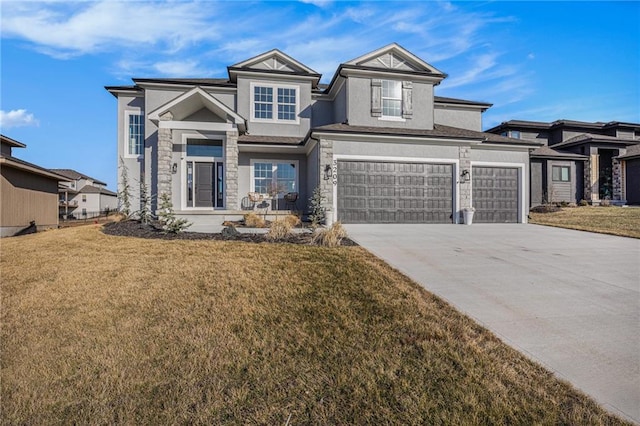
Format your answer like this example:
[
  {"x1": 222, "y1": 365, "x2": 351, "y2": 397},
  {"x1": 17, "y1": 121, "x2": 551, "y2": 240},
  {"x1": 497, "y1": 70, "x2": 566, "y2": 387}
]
[
  {"x1": 337, "y1": 161, "x2": 453, "y2": 223},
  {"x1": 337, "y1": 160, "x2": 520, "y2": 224}
]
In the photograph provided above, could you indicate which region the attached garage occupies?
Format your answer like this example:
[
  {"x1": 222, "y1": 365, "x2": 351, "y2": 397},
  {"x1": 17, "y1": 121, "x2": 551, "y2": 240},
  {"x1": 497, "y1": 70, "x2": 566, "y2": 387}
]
[
  {"x1": 472, "y1": 166, "x2": 520, "y2": 223},
  {"x1": 337, "y1": 160, "x2": 453, "y2": 223}
]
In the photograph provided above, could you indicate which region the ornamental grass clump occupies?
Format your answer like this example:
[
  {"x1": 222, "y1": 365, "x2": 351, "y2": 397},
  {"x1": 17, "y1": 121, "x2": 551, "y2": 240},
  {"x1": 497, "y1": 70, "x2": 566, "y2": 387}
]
[
  {"x1": 312, "y1": 221, "x2": 348, "y2": 247},
  {"x1": 283, "y1": 214, "x2": 301, "y2": 228},
  {"x1": 267, "y1": 219, "x2": 292, "y2": 241},
  {"x1": 243, "y1": 212, "x2": 266, "y2": 228}
]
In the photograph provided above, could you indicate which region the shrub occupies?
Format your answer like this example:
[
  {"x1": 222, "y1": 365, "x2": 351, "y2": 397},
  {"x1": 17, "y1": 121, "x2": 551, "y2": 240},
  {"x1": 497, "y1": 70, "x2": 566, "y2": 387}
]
[
  {"x1": 578, "y1": 199, "x2": 589, "y2": 207},
  {"x1": 283, "y1": 214, "x2": 301, "y2": 228},
  {"x1": 308, "y1": 187, "x2": 326, "y2": 228},
  {"x1": 267, "y1": 219, "x2": 292, "y2": 241},
  {"x1": 600, "y1": 199, "x2": 612, "y2": 207},
  {"x1": 157, "y1": 193, "x2": 191, "y2": 233},
  {"x1": 244, "y1": 212, "x2": 266, "y2": 228},
  {"x1": 221, "y1": 225, "x2": 240, "y2": 238},
  {"x1": 312, "y1": 222, "x2": 348, "y2": 247}
]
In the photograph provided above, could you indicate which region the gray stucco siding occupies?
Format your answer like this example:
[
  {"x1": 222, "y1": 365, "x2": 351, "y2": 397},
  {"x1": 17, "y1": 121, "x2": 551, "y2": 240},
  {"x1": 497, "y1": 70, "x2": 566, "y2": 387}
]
[
  {"x1": 332, "y1": 139, "x2": 459, "y2": 159},
  {"x1": 117, "y1": 94, "x2": 145, "y2": 211},
  {"x1": 434, "y1": 106, "x2": 482, "y2": 131},
  {"x1": 346, "y1": 77, "x2": 434, "y2": 130},
  {"x1": 547, "y1": 160, "x2": 574, "y2": 202},
  {"x1": 311, "y1": 99, "x2": 334, "y2": 127},
  {"x1": 237, "y1": 76, "x2": 311, "y2": 137},
  {"x1": 333, "y1": 83, "x2": 347, "y2": 125}
]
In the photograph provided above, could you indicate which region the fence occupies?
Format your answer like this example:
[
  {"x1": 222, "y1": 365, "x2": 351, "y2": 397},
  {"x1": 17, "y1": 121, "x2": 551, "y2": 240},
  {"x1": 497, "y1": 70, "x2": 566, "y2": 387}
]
[{"x1": 59, "y1": 209, "x2": 115, "y2": 222}]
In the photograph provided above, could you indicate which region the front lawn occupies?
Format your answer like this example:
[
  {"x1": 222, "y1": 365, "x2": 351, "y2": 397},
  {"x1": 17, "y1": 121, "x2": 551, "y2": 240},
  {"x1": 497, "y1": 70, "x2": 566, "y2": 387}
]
[
  {"x1": 529, "y1": 206, "x2": 640, "y2": 238},
  {"x1": 0, "y1": 225, "x2": 628, "y2": 424}
]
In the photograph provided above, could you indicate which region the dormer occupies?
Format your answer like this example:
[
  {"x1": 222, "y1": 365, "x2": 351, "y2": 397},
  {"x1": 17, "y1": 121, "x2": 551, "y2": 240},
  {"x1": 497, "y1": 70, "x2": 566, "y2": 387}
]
[
  {"x1": 229, "y1": 50, "x2": 321, "y2": 138},
  {"x1": 335, "y1": 43, "x2": 446, "y2": 130}
]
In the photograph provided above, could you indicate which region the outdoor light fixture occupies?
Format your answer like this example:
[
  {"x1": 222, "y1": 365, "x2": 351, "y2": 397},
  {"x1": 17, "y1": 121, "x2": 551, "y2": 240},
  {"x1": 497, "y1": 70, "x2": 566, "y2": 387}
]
[
  {"x1": 324, "y1": 164, "x2": 332, "y2": 180},
  {"x1": 172, "y1": 163, "x2": 178, "y2": 174},
  {"x1": 460, "y1": 169, "x2": 470, "y2": 183}
]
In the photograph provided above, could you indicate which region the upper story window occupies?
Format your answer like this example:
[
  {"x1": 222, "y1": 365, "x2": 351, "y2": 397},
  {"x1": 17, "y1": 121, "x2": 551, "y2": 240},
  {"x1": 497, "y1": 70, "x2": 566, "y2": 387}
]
[
  {"x1": 251, "y1": 83, "x2": 299, "y2": 123},
  {"x1": 510, "y1": 130, "x2": 521, "y2": 139},
  {"x1": 125, "y1": 111, "x2": 144, "y2": 157},
  {"x1": 382, "y1": 80, "x2": 402, "y2": 118},
  {"x1": 371, "y1": 79, "x2": 412, "y2": 121}
]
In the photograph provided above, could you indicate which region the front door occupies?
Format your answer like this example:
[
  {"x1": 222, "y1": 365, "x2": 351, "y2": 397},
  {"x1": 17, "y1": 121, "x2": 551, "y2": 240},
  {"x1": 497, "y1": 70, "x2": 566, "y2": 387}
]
[{"x1": 195, "y1": 163, "x2": 214, "y2": 207}]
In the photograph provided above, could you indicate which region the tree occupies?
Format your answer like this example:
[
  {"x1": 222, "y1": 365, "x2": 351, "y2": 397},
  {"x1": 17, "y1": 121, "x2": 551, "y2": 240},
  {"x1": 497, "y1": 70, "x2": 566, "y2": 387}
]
[
  {"x1": 118, "y1": 157, "x2": 132, "y2": 217},
  {"x1": 308, "y1": 186, "x2": 326, "y2": 228},
  {"x1": 157, "y1": 193, "x2": 191, "y2": 233},
  {"x1": 138, "y1": 177, "x2": 153, "y2": 224}
]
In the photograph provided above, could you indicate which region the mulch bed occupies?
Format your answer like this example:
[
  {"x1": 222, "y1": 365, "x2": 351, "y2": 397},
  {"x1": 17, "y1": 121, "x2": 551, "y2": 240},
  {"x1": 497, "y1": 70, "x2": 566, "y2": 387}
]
[{"x1": 102, "y1": 220, "x2": 358, "y2": 246}]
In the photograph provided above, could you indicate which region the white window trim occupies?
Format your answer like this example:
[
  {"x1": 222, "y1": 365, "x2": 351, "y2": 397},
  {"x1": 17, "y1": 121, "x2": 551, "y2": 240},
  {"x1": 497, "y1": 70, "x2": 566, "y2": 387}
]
[
  {"x1": 180, "y1": 133, "x2": 226, "y2": 211},
  {"x1": 332, "y1": 155, "x2": 460, "y2": 224},
  {"x1": 249, "y1": 159, "x2": 300, "y2": 197},
  {"x1": 123, "y1": 110, "x2": 145, "y2": 158},
  {"x1": 380, "y1": 80, "x2": 405, "y2": 122},
  {"x1": 249, "y1": 82, "x2": 300, "y2": 124}
]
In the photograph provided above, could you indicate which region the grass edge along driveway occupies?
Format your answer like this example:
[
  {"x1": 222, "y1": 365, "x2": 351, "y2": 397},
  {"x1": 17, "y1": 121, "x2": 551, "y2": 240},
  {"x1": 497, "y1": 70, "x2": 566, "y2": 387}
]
[
  {"x1": 529, "y1": 205, "x2": 640, "y2": 238},
  {"x1": 1, "y1": 225, "x2": 630, "y2": 425}
]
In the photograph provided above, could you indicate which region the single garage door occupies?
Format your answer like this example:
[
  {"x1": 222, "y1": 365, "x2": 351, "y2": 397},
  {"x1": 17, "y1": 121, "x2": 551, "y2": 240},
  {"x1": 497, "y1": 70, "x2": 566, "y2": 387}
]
[
  {"x1": 472, "y1": 166, "x2": 519, "y2": 223},
  {"x1": 337, "y1": 161, "x2": 453, "y2": 223}
]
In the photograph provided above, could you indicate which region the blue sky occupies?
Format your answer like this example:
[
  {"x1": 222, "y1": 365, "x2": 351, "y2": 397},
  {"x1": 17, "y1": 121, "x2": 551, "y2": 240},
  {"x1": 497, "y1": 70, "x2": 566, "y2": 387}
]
[{"x1": 1, "y1": 1, "x2": 638, "y2": 190}]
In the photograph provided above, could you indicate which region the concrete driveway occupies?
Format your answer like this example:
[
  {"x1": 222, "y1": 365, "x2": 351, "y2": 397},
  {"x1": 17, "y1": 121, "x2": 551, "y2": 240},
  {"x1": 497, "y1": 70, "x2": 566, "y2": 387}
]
[{"x1": 345, "y1": 224, "x2": 640, "y2": 424}]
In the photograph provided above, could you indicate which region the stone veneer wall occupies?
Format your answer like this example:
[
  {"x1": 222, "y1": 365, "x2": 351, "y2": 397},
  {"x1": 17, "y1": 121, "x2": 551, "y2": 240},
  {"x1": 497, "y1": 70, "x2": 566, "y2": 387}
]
[
  {"x1": 319, "y1": 138, "x2": 334, "y2": 221},
  {"x1": 225, "y1": 130, "x2": 239, "y2": 210},
  {"x1": 157, "y1": 112, "x2": 173, "y2": 199},
  {"x1": 459, "y1": 145, "x2": 471, "y2": 219}
]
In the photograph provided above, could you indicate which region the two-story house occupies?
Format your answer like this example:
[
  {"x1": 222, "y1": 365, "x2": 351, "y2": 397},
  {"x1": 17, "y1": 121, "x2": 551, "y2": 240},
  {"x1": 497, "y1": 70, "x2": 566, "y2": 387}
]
[
  {"x1": 486, "y1": 120, "x2": 640, "y2": 206},
  {"x1": 52, "y1": 169, "x2": 118, "y2": 219},
  {"x1": 106, "y1": 43, "x2": 540, "y2": 225}
]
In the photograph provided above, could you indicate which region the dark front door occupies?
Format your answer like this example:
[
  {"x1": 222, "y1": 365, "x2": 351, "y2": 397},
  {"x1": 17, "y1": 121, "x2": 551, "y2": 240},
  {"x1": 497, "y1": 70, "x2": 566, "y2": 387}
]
[{"x1": 195, "y1": 162, "x2": 215, "y2": 207}]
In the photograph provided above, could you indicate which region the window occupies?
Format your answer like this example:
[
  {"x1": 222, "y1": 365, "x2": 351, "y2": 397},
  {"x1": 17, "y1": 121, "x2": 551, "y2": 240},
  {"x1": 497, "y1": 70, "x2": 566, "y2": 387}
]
[
  {"x1": 125, "y1": 111, "x2": 144, "y2": 157},
  {"x1": 252, "y1": 161, "x2": 297, "y2": 195},
  {"x1": 82, "y1": 194, "x2": 87, "y2": 202},
  {"x1": 382, "y1": 80, "x2": 402, "y2": 117},
  {"x1": 186, "y1": 139, "x2": 223, "y2": 157},
  {"x1": 552, "y1": 166, "x2": 570, "y2": 182},
  {"x1": 252, "y1": 84, "x2": 298, "y2": 122},
  {"x1": 510, "y1": 130, "x2": 521, "y2": 139}
]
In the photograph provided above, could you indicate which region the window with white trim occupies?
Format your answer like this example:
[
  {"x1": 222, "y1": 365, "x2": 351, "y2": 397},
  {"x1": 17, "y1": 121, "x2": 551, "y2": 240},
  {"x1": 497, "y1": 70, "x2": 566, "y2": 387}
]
[
  {"x1": 382, "y1": 80, "x2": 402, "y2": 117},
  {"x1": 252, "y1": 84, "x2": 298, "y2": 122},
  {"x1": 252, "y1": 161, "x2": 297, "y2": 195},
  {"x1": 125, "y1": 111, "x2": 144, "y2": 156}
]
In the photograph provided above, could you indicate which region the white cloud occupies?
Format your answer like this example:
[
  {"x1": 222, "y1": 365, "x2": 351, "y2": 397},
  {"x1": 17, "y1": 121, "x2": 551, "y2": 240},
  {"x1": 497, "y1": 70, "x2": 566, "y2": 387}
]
[
  {"x1": 0, "y1": 109, "x2": 40, "y2": 129},
  {"x1": 152, "y1": 60, "x2": 209, "y2": 77},
  {"x1": 299, "y1": 0, "x2": 332, "y2": 7},
  {"x1": 0, "y1": 1, "x2": 219, "y2": 57}
]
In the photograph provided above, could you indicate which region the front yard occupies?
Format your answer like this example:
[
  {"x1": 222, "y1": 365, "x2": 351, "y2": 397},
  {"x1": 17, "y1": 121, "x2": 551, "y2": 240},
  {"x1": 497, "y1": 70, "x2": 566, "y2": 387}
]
[
  {"x1": 529, "y1": 206, "x2": 640, "y2": 238},
  {"x1": 0, "y1": 225, "x2": 629, "y2": 424}
]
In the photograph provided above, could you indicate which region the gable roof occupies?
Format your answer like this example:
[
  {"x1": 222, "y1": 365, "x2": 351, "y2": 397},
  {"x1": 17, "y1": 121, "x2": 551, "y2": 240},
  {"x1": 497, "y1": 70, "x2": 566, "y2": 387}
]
[
  {"x1": 1, "y1": 156, "x2": 70, "y2": 181},
  {"x1": 344, "y1": 43, "x2": 445, "y2": 76},
  {"x1": 615, "y1": 143, "x2": 640, "y2": 160},
  {"x1": 79, "y1": 184, "x2": 117, "y2": 196},
  {"x1": 147, "y1": 86, "x2": 247, "y2": 132},
  {"x1": 50, "y1": 169, "x2": 107, "y2": 186},
  {"x1": 228, "y1": 49, "x2": 321, "y2": 87}
]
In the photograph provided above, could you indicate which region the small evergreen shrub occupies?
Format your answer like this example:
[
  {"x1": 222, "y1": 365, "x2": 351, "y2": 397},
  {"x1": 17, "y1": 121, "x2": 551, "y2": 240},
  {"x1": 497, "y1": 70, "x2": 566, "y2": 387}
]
[
  {"x1": 157, "y1": 193, "x2": 191, "y2": 233},
  {"x1": 244, "y1": 212, "x2": 266, "y2": 228},
  {"x1": 222, "y1": 225, "x2": 240, "y2": 238},
  {"x1": 312, "y1": 222, "x2": 348, "y2": 247},
  {"x1": 118, "y1": 157, "x2": 132, "y2": 217},
  {"x1": 267, "y1": 220, "x2": 292, "y2": 241},
  {"x1": 308, "y1": 187, "x2": 326, "y2": 228},
  {"x1": 578, "y1": 199, "x2": 589, "y2": 207}
]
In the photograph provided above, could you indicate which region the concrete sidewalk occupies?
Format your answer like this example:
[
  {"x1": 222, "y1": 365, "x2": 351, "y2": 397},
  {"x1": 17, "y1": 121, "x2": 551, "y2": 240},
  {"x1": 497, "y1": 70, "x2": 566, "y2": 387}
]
[{"x1": 345, "y1": 224, "x2": 640, "y2": 424}]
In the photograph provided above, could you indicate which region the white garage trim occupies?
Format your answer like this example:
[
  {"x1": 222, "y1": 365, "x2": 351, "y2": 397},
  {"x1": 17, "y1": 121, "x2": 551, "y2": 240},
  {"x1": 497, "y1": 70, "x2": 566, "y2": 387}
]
[
  {"x1": 470, "y1": 161, "x2": 527, "y2": 223},
  {"x1": 333, "y1": 154, "x2": 460, "y2": 224}
]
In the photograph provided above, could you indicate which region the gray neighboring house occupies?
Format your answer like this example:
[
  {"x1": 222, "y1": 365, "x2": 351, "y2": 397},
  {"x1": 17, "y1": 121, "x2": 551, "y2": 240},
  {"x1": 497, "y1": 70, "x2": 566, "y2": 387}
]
[
  {"x1": 51, "y1": 169, "x2": 118, "y2": 219},
  {"x1": 106, "y1": 43, "x2": 541, "y2": 225},
  {"x1": 486, "y1": 120, "x2": 640, "y2": 206}
]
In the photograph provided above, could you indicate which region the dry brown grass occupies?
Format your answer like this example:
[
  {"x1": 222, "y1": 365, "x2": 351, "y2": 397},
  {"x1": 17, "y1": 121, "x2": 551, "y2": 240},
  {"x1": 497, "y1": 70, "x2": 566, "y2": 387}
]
[
  {"x1": 0, "y1": 225, "x2": 629, "y2": 424},
  {"x1": 530, "y1": 206, "x2": 640, "y2": 238},
  {"x1": 282, "y1": 214, "x2": 301, "y2": 228},
  {"x1": 266, "y1": 219, "x2": 292, "y2": 241},
  {"x1": 243, "y1": 212, "x2": 265, "y2": 228},
  {"x1": 312, "y1": 222, "x2": 348, "y2": 247}
]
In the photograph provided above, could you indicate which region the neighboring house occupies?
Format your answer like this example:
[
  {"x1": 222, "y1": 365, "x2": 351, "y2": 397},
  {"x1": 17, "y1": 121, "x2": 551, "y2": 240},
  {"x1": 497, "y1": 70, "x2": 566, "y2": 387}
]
[
  {"x1": 1, "y1": 135, "x2": 69, "y2": 237},
  {"x1": 51, "y1": 169, "x2": 118, "y2": 219},
  {"x1": 486, "y1": 120, "x2": 640, "y2": 206},
  {"x1": 106, "y1": 43, "x2": 541, "y2": 225}
]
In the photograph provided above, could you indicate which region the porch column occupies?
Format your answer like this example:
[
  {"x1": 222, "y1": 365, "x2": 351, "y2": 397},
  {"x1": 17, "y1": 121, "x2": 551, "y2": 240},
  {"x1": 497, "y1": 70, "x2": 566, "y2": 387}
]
[
  {"x1": 225, "y1": 130, "x2": 239, "y2": 210},
  {"x1": 319, "y1": 138, "x2": 334, "y2": 222},
  {"x1": 585, "y1": 147, "x2": 599, "y2": 202},
  {"x1": 459, "y1": 145, "x2": 472, "y2": 221},
  {"x1": 157, "y1": 112, "x2": 173, "y2": 199},
  {"x1": 612, "y1": 148, "x2": 625, "y2": 202}
]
